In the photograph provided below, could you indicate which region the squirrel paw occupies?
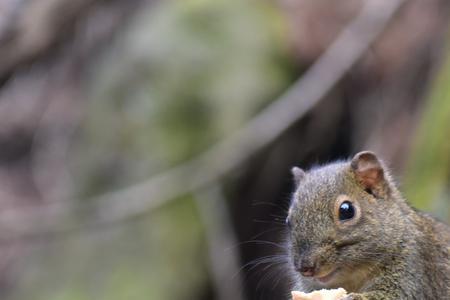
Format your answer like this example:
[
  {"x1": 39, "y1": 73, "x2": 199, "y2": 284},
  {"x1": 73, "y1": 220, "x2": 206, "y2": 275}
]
[{"x1": 340, "y1": 293, "x2": 363, "y2": 300}]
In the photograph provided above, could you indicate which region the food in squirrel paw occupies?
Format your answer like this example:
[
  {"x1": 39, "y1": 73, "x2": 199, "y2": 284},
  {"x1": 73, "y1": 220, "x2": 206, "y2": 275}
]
[{"x1": 291, "y1": 288, "x2": 347, "y2": 300}]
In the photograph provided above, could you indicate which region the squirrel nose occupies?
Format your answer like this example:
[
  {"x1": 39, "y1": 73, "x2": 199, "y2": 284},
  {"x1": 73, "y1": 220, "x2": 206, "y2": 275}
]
[{"x1": 297, "y1": 259, "x2": 316, "y2": 277}]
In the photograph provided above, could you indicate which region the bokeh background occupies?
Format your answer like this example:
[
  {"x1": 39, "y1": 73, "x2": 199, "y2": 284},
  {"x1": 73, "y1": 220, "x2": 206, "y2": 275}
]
[{"x1": 0, "y1": 0, "x2": 449, "y2": 299}]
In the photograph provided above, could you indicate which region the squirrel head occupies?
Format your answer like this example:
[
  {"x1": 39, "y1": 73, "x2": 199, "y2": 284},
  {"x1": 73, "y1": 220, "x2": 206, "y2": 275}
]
[{"x1": 286, "y1": 151, "x2": 405, "y2": 290}]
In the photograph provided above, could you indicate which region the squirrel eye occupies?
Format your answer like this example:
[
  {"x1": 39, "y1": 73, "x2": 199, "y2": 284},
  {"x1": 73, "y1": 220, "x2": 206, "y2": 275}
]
[
  {"x1": 339, "y1": 201, "x2": 355, "y2": 221},
  {"x1": 285, "y1": 217, "x2": 292, "y2": 229}
]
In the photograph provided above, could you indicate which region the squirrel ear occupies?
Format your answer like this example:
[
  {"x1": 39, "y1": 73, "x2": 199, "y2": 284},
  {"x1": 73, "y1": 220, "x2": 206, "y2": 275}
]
[
  {"x1": 291, "y1": 166, "x2": 305, "y2": 185},
  {"x1": 350, "y1": 151, "x2": 385, "y2": 191}
]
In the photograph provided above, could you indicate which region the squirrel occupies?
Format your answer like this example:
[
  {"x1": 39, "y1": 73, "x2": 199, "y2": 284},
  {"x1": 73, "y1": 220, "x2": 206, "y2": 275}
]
[{"x1": 285, "y1": 151, "x2": 450, "y2": 299}]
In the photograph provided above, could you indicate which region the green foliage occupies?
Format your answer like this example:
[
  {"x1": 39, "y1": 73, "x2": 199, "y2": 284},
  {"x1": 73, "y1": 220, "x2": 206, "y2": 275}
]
[
  {"x1": 404, "y1": 39, "x2": 450, "y2": 221},
  {"x1": 72, "y1": 0, "x2": 295, "y2": 199}
]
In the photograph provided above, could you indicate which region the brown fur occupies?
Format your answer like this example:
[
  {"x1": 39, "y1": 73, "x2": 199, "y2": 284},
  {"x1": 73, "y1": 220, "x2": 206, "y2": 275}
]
[{"x1": 286, "y1": 151, "x2": 450, "y2": 299}]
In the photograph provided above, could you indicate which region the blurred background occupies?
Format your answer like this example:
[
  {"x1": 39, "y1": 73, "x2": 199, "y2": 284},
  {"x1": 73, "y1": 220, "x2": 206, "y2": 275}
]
[{"x1": 0, "y1": 0, "x2": 449, "y2": 299}]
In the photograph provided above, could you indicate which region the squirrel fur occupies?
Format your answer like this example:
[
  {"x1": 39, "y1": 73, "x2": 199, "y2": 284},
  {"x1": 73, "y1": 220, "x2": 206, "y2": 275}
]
[{"x1": 286, "y1": 151, "x2": 450, "y2": 299}]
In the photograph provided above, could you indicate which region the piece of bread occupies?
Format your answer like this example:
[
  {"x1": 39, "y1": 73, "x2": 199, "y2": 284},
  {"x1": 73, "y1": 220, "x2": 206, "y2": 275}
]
[{"x1": 291, "y1": 288, "x2": 347, "y2": 300}]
